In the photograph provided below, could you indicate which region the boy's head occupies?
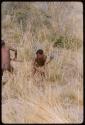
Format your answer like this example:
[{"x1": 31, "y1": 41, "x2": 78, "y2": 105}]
[{"x1": 36, "y1": 49, "x2": 44, "y2": 58}]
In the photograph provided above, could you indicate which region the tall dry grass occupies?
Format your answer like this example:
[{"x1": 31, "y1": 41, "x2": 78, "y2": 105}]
[{"x1": 2, "y1": 2, "x2": 83, "y2": 123}]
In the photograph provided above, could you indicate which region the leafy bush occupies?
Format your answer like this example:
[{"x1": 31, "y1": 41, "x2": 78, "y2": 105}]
[{"x1": 53, "y1": 36, "x2": 82, "y2": 50}]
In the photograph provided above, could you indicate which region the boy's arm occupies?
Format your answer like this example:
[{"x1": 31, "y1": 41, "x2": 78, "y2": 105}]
[{"x1": 45, "y1": 55, "x2": 54, "y2": 65}]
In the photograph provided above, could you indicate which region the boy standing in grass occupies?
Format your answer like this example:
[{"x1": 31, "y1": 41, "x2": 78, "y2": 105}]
[
  {"x1": 32, "y1": 49, "x2": 47, "y2": 77},
  {"x1": 32, "y1": 49, "x2": 54, "y2": 78}
]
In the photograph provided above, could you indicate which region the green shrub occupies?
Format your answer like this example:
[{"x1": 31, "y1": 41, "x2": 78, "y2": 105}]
[
  {"x1": 53, "y1": 36, "x2": 82, "y2": 50},
  {"x1": 54, "y1": 36, "x2": 65, "y2": 48}
]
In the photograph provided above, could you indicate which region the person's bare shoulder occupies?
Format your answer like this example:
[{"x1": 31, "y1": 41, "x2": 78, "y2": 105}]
[{"x1": 4, "y1": 47, "x2": 9, "y2": 51}]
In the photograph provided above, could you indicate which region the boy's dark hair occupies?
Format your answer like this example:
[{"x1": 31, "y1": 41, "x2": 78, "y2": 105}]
[{"x1": 36, "y1": 49, "x2": 43, "y2": 54}]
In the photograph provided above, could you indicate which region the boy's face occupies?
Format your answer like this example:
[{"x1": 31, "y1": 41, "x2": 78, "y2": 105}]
[{"x1": 37, "y1": 53, "x2": 44, "y2": 59}]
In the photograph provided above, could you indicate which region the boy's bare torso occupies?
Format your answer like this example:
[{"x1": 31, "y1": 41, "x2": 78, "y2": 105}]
[{"x1": 34, "y1": 55, "x2": 47, "y2": 67}]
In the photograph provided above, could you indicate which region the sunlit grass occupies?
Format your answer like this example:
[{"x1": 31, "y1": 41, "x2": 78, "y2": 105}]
[{"x1": 2, "y1": 2, "x2": 83, "y2": 124}]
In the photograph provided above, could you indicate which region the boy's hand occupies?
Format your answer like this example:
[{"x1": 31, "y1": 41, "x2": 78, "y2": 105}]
[{"x1": 45, "y1": 54, "x2": 54, "y2": 65}]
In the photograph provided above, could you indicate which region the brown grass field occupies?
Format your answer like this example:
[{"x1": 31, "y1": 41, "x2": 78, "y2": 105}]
[{"x1": 1, "y1": 2, "x2": 83, "y2": 123}]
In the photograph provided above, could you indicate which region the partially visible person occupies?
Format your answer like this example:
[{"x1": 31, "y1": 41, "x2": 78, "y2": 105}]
[{"x1": 1, "y1": 40, "x2": 17, "y2": 76}]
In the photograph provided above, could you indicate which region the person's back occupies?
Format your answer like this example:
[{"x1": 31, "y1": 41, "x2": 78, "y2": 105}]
[{"x1": 1, "y1": 46, "x2": 10, "y2": 71}]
